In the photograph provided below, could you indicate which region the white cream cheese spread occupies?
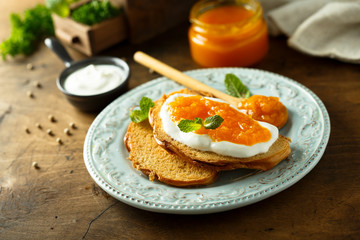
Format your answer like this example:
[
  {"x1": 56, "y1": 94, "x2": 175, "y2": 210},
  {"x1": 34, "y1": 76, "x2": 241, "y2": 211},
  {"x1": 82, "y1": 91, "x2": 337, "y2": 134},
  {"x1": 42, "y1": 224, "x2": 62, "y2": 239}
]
[{"x1": 64, "y1": 64, "x2": 124, "y2": 96}]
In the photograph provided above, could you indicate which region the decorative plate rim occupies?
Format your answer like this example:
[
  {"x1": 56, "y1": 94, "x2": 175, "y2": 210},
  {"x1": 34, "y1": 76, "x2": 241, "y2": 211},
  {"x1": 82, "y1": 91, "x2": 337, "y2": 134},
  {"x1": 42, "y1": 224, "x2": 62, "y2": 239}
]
[{"x1": 83, "y1": 67, "x2": 331, "y2": 214}]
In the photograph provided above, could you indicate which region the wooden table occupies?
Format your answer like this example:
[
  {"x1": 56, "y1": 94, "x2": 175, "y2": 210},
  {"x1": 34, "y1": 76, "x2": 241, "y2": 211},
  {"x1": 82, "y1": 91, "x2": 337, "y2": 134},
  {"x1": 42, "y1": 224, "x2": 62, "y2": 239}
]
[{"x1": 1, "y1": 1, "x2": 359, "y2": 239}]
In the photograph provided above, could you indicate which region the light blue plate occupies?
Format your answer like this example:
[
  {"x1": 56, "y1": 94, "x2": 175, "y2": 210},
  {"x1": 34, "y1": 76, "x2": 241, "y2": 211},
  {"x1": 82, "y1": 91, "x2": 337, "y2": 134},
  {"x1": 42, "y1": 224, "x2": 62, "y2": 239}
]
[{"x1": 83, "y1": 68, "x2": 330, "y2": 214}]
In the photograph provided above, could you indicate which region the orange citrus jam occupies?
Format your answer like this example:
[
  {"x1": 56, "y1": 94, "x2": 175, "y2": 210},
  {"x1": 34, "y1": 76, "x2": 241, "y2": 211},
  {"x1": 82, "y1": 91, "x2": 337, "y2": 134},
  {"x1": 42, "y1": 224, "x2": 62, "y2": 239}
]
[
  {"x1": 237, "y1": 95, "x2": 288, "y2": 128},
  {"x1": 168, "y1": 95, "x2": 271, "y2": 146},
  {"x1": 189, "y1": 1, "x2": 268, "y2": 67}
]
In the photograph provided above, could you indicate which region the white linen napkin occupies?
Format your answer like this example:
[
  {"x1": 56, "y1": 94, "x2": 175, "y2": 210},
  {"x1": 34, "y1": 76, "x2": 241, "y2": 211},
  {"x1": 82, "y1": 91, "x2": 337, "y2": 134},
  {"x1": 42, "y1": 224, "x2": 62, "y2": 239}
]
[{"x1": 259, "y1": 0, "x2": 360, "y2": 63}]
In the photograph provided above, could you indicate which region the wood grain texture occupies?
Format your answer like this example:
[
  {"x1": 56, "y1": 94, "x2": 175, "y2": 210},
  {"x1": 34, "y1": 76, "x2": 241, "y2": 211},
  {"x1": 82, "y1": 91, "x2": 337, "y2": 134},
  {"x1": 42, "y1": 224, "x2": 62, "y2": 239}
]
[{"x1": 0, "y1": 0, "x2": 360, "y2": 239}]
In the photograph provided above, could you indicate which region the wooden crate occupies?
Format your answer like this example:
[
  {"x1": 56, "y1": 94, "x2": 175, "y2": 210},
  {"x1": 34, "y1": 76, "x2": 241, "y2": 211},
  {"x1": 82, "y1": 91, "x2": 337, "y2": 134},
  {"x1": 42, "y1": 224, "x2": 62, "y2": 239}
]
[{"x1": 52, "y1": 12, "x2": 127, "y2": 56}]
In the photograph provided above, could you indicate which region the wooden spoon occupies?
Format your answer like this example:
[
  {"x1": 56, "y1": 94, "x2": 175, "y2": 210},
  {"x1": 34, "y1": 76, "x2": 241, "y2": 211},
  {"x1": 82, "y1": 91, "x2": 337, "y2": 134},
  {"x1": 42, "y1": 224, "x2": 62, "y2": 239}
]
[
  {"x1": 134, "y1": 51, "x2": 240, "y2": 105},
  {"x1": 133, "y1": 51, "x2": 288, "y2": 128}
]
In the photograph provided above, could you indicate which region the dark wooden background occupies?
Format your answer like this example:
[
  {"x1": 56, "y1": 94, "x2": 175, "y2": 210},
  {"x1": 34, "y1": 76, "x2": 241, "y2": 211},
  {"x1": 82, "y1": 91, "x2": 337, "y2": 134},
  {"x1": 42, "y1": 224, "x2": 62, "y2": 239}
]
[{"x1": 1, "y1": 0, "x2": 359, "y2": 239}]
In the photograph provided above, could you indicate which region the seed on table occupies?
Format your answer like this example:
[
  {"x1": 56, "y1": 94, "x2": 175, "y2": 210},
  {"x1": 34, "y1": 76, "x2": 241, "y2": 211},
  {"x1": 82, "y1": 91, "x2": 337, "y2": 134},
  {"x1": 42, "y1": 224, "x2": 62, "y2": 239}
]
[
  {"x1": 56, "y1": 138, "x2": 63, "y2": 145},
  {"x1": 47, "y1": 129, "x2": 53, "y2": 136},
  {"x1": 35, "y1": 123, "x2": 42, "y2": 129},
  {"x1": 26, "y1": 63, "x2": 34, "y2": 70},
  {"x1": 32, "y1": 162, "x2": 40, "y2": 169},
  {"x1": 64, "y1": 128, "x2": 70, "y2": 135},
  {"x1": 34, "y1": 81, "x2": 42, "y2": 88},
  {"x1": 48, "y1": 115, "x2": 55, "y2": 122},
  {"x1": 25, "y1": 128, "x2": 30, "y2": 134},
  {"x1": 27, "y1": 91, "x2": 34, "y2": 98},
  {"x1": 69, "y1": 122, "x2": 76, "y2": 129}
]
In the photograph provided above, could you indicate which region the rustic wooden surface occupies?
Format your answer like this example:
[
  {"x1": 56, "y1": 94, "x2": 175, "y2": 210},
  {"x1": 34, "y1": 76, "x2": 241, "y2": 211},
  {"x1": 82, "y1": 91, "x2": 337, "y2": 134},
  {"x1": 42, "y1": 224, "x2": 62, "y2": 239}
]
[{"x1": 1, "y1": 1, "x2": 360, "y2": 239}]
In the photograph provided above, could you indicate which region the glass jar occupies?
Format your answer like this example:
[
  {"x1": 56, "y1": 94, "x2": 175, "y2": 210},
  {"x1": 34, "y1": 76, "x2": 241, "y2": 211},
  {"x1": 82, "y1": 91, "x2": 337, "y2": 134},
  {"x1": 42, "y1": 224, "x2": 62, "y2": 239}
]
[{"x1": 188, "y1": 0, "x2": 268, "y2": 67}]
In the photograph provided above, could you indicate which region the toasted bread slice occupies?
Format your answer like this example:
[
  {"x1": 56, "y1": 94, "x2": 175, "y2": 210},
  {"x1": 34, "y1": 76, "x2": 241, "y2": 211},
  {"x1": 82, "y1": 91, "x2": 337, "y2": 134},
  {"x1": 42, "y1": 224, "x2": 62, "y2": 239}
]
[
  {"x1": 212, "y1": 138, "x2": 291, "y2": 171},
  {"x1": 124, "y1": 120, "x2": 218, "y2": 187},
  {"x1": 149, "y1": 90, "x2": 291, "y2": 171}
]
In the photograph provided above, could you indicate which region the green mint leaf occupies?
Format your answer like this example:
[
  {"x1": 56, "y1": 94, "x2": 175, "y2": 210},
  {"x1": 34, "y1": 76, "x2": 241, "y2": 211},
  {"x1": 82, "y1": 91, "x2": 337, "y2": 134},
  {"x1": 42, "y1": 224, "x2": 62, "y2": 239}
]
[
  {"x1": 194, "y1": 118, "x2": 203, "y2": 125},
  {"x1": 204, "y1": 115, "x2": 224, "y2": 129},
  {"x1": 130, "y1": 109, "x2": 147, "y2": 123},
  {"x1": 177, "y1": 119, "x2": 202, "y2": 133},
  {"x1": 130, "y1": 97, "x2": 154, "y2": 123},
  {"x1": 224, "y1": 73, "x2": 250, "y2": 98},
  {"x1": 139, "y1": 96, "x2": 155, "y2": 113},
  {"x1": 177, "y1": 115, "x2": 223, "y2": 133}
]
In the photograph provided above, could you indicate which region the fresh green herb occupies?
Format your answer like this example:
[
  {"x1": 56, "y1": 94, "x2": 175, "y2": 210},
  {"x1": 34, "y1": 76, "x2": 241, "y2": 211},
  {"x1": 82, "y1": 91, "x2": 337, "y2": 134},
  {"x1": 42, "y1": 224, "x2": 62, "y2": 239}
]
[
  {"x1": 203, "y1": 115, "x2": 224, "y2": 129},
  {"x1": 130, "y1": 97, "x2": 155, "y2": 123},
  {"x1": 177, "y1": 115, "x2": 224, "y2": 133},
  {"x1": 46, "y1": 0, "x2": 77, "y2": 17},
  {"x1": 71, "y1": 0, "x2": 120, "y2": 26},
  {"x1": 194, "y1": 118, "x2": 203, "y2": 125},
  {"x1": 0, "y1": 5, "x2": 54, "y2": 60},
  {"x1": 224, "y1": 73, "x2": 250, "y2": 98},
  {"x1": 177, "y1": 119, "x2": 203, "y2": 133}
]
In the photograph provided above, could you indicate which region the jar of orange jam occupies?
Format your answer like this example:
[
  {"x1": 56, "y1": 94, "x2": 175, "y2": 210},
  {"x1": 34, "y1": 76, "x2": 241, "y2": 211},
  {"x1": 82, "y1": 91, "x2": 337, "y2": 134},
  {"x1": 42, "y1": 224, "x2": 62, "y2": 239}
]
[{"x1": 188, "y1": 0, "x2": 268, "y2": 67}]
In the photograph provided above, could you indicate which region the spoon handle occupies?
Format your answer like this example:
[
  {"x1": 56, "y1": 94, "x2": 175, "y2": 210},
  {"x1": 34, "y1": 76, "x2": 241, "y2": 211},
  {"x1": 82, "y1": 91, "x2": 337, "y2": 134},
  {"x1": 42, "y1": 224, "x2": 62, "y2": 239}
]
[
  {"x1": 44, "y1": 37, "x2": 74, "y2": 68},
  {"x1": 133, "y1": 51, "x2": 239, "y2": 106}
]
